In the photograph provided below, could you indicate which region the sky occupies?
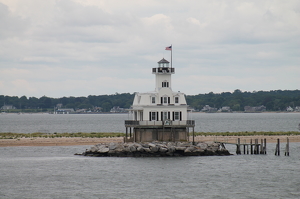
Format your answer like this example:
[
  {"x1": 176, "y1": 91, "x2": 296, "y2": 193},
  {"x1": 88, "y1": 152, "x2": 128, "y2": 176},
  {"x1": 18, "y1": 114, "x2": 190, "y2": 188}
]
[{"x1": 0, "y1": 0, "x2": 299, "y2": 98}]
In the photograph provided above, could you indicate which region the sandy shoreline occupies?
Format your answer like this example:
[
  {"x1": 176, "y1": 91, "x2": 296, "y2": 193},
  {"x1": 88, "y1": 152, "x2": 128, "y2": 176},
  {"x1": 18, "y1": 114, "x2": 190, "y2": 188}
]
[{"x1": 0, "y1": 135, "x2": 299, "y2": 147}]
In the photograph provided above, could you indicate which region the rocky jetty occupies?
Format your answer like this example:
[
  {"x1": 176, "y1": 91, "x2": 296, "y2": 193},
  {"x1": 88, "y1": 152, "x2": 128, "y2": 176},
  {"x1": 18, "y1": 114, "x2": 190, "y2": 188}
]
[{"x1": 76, "y1": 142, "x2": 231, "y2": 157}]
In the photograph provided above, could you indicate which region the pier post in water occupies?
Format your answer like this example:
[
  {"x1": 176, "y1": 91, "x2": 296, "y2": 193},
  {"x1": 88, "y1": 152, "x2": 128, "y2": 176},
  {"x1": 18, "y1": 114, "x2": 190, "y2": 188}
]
[
  {"x1": 250, "y1": 139, "x2": 253, "y2": 154},
  {"x1": 254, "y1": 139, "x2": 258, "y2": 154},
  {"x1": 260, "y1": 139, "x2": 264, "y2": 154},
  {"x1": 236, "y1": 138, "x2": 241, "y2": 155},
  {"x1": 264, "y1": 138, "x2": 267, "y2": 154},
  {"x1": 247, "y1": 143, "x2": 249, "y2": 154},
  {"x1": 285, "y1": 137, "x2": 289, "y2": 156},
  {"x1": 275, "y1": 138, "x2": 280, "y2": 156}
]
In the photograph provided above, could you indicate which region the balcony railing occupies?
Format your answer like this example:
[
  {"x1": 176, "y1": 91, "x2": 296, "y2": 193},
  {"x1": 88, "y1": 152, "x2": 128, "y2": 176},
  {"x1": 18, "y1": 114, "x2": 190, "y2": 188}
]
[
  {"x1": 152, "y1": 67, "x2": 175, "y2": 74},
  {"x1": 125, "y1": 120, "x2": 195, "y2": 127}
]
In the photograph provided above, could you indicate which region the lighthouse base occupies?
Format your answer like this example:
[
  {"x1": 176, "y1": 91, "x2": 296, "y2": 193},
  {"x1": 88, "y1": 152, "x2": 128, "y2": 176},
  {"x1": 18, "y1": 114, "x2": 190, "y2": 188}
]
[{"x1": 125, "y1": 127, "x2": 193, "y2": 142}]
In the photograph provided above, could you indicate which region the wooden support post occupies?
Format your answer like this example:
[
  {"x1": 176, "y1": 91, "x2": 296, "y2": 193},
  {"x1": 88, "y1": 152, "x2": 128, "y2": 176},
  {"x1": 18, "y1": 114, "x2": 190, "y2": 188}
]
[
  {"x1": 254, "y1": 139, "x2": 257, "y2": 154},
  {"x1": 260, "y1": 139, "x2": 264, "y2": 154},
  {"x1": 264, "y1": 138, "x2": 267, "y2": 154},
  {"x1": 236, "y1": 138, "x2": 241, "y2": 155},
  {"x1": 187, "y1": 127, "x2": 189, "y2": 142},
  {"x1": 243, "y1": 140, "x2": 246, "y2": 154},
  {"x1": 247, "y1": 144, "x2": 249, "y2": 154},
  {"x1": 192, "y1": 127, "x2": 195, "y2": 145},
  {"x1": 275, "y1": 138, "x2": 280, "y2": 156},
  {"x1": 250, "y1": 139, "x2": 253, "y2": 154},
  {"x1": 285, "y1": 137, "x2": 289, "y2": 156},
  {"x1": 125, "y1": 127, "x2": 128, "y2": 142},
  {"x1": 129, "y1": 127, "x2": 132, "y2": 138}
]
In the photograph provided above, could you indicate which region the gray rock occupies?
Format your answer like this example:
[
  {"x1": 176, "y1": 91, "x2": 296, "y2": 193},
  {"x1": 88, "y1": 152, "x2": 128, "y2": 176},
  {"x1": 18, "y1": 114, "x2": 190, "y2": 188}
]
[
  {"x1": 109, "y1": 143, "x2": 117, "y2": 150},
  {"x1": 167, "y1": 142, "x2": 175, "y2": 147},
  {"x1": 184, "y1": 146, "x2": 196, "y2": 153},
  {"x1": 169, "y1": 146, "x2": 176, "y2": 152},
  {"x1": 148, "y1": 143, "x2": 156, "y2": 148},
  {"x1": 175, "y1": 147, "x2": 186, "y2": 151},
  {"x1": 129, "y1": 145, "x2": 137, "y2": 152},
  {"x1": 143, "y1": 148, "x2": 151, "y2": 152},
  {"x1": 137, "y1": 146, "x2": 144, "y2": 152},
  {"x1": 159, "y1": 147, "x2": 168, "y2": 153},
  {"x1": 141, "y1": 143, "x2": 149, "y2": 148},
  {"x1": 197, "y1": 143, "x2": 208, "y2": 149},
  {"x1": 150, "y1": 146, "x2": 159, "y2": 152},
  {"x1": 90, "y1": 146, "x2": 98, "y2": 152},
  {"x1": 99, "y1": 147, "x2": 109, "y2": 153}
]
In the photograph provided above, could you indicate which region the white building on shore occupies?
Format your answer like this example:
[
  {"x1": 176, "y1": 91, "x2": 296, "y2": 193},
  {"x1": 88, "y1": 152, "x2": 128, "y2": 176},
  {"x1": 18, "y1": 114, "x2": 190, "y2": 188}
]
[{"x1": 125, "y1": 58, "x2": 195, "y2": 142}]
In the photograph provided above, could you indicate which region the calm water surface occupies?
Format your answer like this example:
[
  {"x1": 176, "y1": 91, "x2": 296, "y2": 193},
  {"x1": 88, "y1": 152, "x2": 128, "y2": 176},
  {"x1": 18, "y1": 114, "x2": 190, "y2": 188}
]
[
  {"x1": 0, "y1": 144, "x2": 300, "y2": 198},
  {"x1": 0, "y1": 112, "x2": 299, "y2": 133},
  {"x1": 0, "y1": 113, "x2": 300, "y2": 198}
]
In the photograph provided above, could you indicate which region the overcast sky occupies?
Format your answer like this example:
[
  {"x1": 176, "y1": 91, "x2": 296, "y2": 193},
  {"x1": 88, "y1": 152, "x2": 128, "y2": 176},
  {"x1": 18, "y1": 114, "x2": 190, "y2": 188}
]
[{"x1": 0, "y1": 0, "x2": 299, "y2": 98}]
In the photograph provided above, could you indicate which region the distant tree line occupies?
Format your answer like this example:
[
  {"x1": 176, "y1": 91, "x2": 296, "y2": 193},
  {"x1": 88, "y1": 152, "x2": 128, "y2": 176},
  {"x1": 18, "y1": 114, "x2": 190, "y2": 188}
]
[
  {"x1": 186, "y1": 89, "x2": 300, "y2": 111},
  {"x1": 0, "y1": 93, "x2": 134, "y2": 112},
  {"x1": 1, "y1": 89, "x2": 300, "y2": 112}
]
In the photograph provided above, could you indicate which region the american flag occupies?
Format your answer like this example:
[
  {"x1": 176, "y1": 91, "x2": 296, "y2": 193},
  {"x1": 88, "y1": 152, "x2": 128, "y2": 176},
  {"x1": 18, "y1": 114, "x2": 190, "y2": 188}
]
[{"x1": 165, "y1": 45, "x2": 172, "y2": 51}]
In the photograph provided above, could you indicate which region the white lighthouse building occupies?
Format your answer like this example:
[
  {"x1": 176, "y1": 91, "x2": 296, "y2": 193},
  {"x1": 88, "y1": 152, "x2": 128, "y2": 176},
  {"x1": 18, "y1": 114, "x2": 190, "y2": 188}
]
[{"x1": 125, "y1": 58, "x2": 195, "y2": 142}]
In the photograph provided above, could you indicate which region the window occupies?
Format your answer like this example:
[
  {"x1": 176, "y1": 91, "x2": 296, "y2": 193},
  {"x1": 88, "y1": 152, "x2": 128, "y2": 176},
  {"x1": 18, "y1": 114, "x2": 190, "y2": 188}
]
[
  {"x1": 174, "y1": 112, "x2": 180, "y2": 120},
  {"x1": 173, "y1": 111, "x2": 182, "y2": 121},
  {"x1": 175, "y1": 97, "x2": 179, "y2": 104},
  {"x1": 163, "y1": 112, "x2": 168, "y2": 120},
  {"x1": 162, "y1": 81, "x2": 169, "y2": 87},
  {"x1": 151, "y1": 97, "x2": 155, "y2": 104},
  {"x1": 150, "y1": 112, "x2": 158, "y2": 121},
  {"x1": 163, "y1": 97, "x2": 168, "y2": 104}
]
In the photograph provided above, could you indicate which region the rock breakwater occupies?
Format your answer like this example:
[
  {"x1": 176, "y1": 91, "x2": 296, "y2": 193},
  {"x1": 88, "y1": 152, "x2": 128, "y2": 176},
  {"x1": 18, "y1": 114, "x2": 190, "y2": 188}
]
[{"x1": 76, "y1": 142, "x2": 231, "y2": 157}]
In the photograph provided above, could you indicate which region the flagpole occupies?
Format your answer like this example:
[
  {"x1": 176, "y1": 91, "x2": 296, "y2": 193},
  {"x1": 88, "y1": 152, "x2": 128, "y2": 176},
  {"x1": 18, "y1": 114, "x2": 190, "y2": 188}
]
[{"x1": 171, "y1": 44, "x2": 172, "y2": 69}]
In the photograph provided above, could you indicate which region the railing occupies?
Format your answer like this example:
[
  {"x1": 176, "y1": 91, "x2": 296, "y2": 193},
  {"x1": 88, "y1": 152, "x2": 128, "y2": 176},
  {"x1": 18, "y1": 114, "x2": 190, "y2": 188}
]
[
  {"x1": 152, "y1": 68, "x2": 175, "y2": 74},
  {"x1": 125, "y1": 120, "x2": 195, "y2": 126}
]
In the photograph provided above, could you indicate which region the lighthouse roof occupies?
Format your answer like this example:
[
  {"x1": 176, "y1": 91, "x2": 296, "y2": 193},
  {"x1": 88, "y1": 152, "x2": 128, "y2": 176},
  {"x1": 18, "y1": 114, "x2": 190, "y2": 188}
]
[{"x1": 157, "y1": 58, "x2": 169, "y2": 64}]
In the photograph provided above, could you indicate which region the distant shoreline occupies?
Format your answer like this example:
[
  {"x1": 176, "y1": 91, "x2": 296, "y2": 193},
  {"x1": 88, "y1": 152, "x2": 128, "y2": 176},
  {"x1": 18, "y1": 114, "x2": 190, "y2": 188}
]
[{"x1": 0, "y1": 135, "x2": 299, "y2": 147}]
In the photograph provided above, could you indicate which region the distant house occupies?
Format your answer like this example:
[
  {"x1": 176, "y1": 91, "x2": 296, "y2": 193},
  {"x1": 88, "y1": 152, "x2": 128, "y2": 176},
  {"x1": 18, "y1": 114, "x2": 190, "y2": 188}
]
[
  {"x1": 218, "y1": 106, "x2": 232, "y2": 112},
  {"x1": 1, "y1": 105, "x2": 16, "y2": 110},
  {"x1": 286, "y1": 106, "x2": 294, "y2": 112},
  {"x1": 295, "y1": 106, "x2": 300, "y2": 112},
  {"x1": 110, "y1": 106, "x2": 126, "y2": 113},
  {"x1": 92, "y1": 107, "x2": 102, "y2": 113},
  {"x1": 56, "y1": 108, "x2": 75, "y2": 114},
  {"x1": 244, "y1": 105, "x2": 266, "y2": 112},
  {"x1": 201, "y1": 105, "x2": 218, "y2": 113},
  {"x1": 76, "y1": 109, "x2": 87, "y2": 113}
]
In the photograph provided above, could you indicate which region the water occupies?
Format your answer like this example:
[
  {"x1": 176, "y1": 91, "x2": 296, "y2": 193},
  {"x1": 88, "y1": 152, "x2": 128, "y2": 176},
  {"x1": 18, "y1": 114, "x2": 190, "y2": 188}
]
[
  {"x1": 1, "y1": 144, "x2": 300, "y2": 198},
  {"x1": 0, "y1": 113, "x2": 300, "y2": 198},
  {"x1": 0, "y1": 112, "x2": 299, "y2": 133}
]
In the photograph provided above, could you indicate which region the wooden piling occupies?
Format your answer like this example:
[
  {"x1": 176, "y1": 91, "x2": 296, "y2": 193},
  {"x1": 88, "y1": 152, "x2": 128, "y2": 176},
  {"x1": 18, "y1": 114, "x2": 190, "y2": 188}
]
[
  {"x1": 243, "y1": 140, "x2": 246, "y2": 154},
  {"x1": 264, "y1": 138, "x2": 267, "y2": 154},
  {"x1": 250, "y1": 139, "x2": 253, "y2": 154},
  {"x1": 236, "y1": 138, "x2": 241, "y2": 155},
  {"x1": 260, "y1": 139, "x2": 264, "y2": 154},
  {"x1": 285, "y1": 137, "x2": 289, "y2": 156},
  {"x1": 246, "y1": 144, "x2": 249, "y2": 154},
  {"x1": 254, "y1": 139, "x2": 258, "y2": 154},
  {"x1": 275, "y1": 138, "x2": 280, "y2": 156}
]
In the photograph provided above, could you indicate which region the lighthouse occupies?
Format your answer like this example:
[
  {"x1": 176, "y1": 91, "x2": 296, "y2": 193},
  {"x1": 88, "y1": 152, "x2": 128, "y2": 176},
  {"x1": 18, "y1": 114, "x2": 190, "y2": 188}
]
[{"x1": 125, "y1": 58, "x2": 195, "y2": 142}]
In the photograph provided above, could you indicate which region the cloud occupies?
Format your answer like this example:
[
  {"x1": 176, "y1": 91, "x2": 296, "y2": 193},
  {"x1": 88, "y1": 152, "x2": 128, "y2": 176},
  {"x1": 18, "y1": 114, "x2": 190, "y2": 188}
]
[{"x1": 0, "y1": 0, "x2": 299, "y2": 98}]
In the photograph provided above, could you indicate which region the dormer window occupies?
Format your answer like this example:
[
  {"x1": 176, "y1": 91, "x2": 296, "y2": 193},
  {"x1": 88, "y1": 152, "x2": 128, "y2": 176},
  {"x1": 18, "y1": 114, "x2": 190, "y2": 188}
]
[
  {"x1": 175, "y1": 96, "x2": 179, "y2": 104},
  {"x1": 161, "y1": 96, "x2": 170, "y2": 104},
  {"x1": 162, "y1": 81, "x2": 169, "y2": 87},
  {"x1": 163, "y1": 97, "x2": 168, "y2": 104},
  {"x1": 151, "y1": 97, "x2": 156, "y2": 104}
]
